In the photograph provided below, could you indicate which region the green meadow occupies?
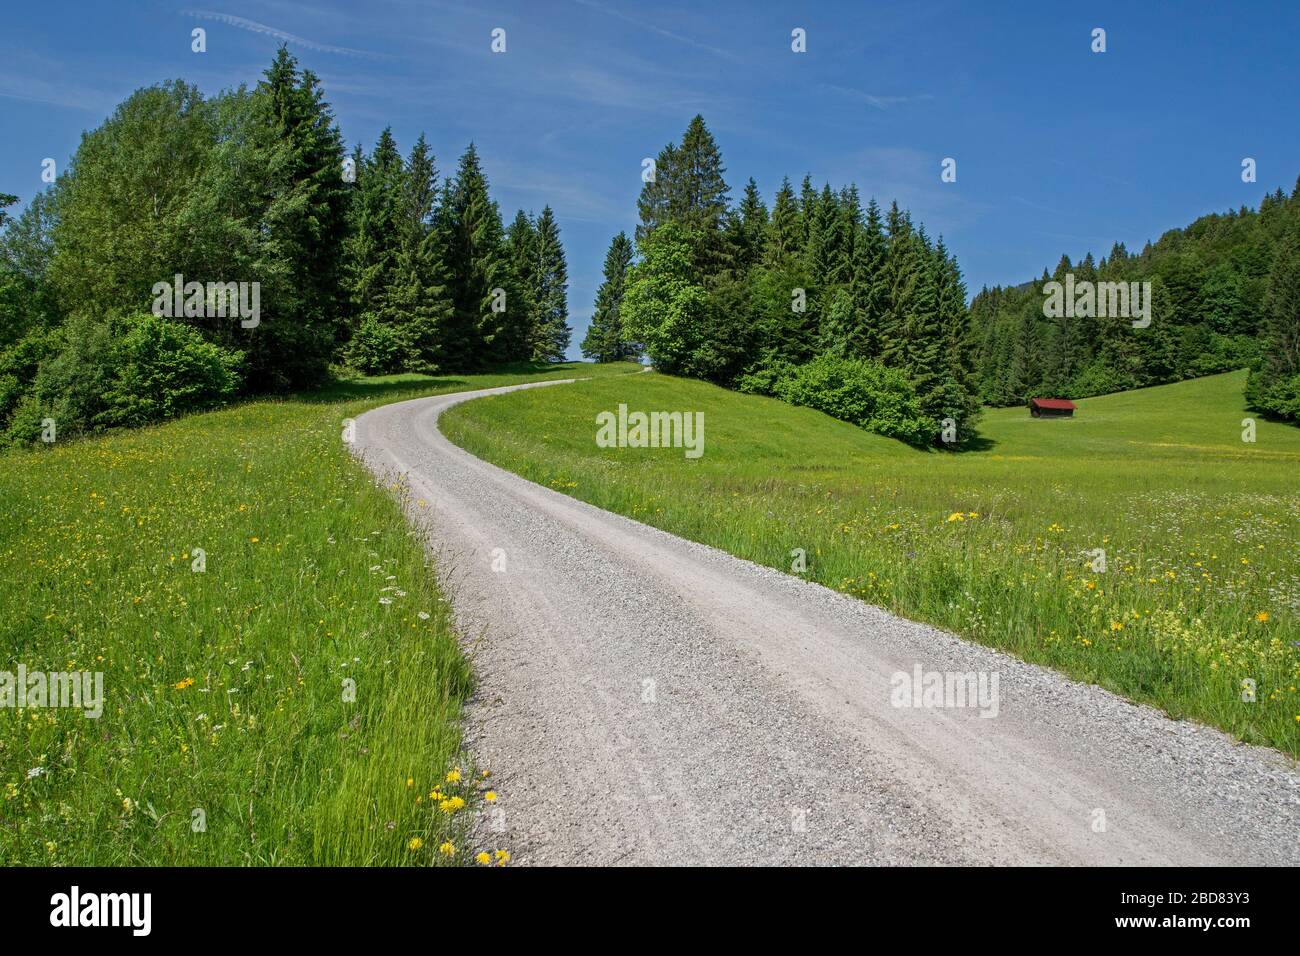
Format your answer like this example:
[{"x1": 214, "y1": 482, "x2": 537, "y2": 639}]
[
  {"x1": 0, "y1": 362, "x2": 638, "y2": 865},
  {"x1": 442, "y1": 368, "x2": 1300, "y2": 757}
]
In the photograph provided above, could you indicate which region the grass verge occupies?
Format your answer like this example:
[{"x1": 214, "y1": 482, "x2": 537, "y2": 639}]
[
  {"x1": 0, "y1": 361, "x2": 638, "y2": 864},
  {"x1": 442, "y1": 369, "x2": 1300, "y2": 757}
]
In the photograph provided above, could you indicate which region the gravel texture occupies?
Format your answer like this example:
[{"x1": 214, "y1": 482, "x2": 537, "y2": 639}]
[{"x1": 353, "y1": 379, "x2": 1300, "y2": 866}]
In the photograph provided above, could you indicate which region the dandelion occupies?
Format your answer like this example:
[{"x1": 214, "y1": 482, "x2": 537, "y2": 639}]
[
  {"x1": 405, "y1": 777, "x2": 414, "y2": 788},
  {"x1": 476, "y1": 851, "x2": 492, "y2": 865},
  {"x1": 1255, "y1": 611, "x2": 1270, "y2": 623},
  {"x1": 438, "y1": 841, "x2": 455, "y2": 857},
  {"x1": 946, "y1": 512, "x2": 964, "y2": 523},
  {"x1": 445, "y1": 768, "x2": 461, "y2": 783},
  {"x1": 494, "y1": 849, "x2": 510, "y2": 866},
  {"x1": 484, "y1": 791, "x2": 497, "y2": 803},
  {"x1": 408, "y1": 837, "x2": 423, "y2": 851},
  {"x1": 173, "y1": 677, "x2": 195, "y2": 690},
  {"x1": 1110, "y1": 622, "x2": 1124, "y2": 632}
]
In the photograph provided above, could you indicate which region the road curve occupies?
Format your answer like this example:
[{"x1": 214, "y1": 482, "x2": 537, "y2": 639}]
[{"x1": 353, "y1": 379, "x2": 1300, "y2": 866}]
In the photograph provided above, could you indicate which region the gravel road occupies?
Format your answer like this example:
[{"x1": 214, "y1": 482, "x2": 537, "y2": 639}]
[{"x1": 353, "y1": 379, "x2": 1300, "y2": 866}]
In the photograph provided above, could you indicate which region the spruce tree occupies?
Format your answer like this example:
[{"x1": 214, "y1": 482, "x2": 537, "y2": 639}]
[
  {"x1": 846, "y1": 198, "x2": 888, "y2": 359},
  {"x1": 581, "y1": 232, "x2": 637, "y2": 362},
  {"x1": 1246, "y1": 226, "x2": 1300, "y2": 419},
  {"x1": 726, "y1": 178, "x2": 768, "y2": 274},
  {"x1": 879, "y1": 202, "x2": 919, "y2": 369},
  {"x1": 391, "y1": 135, "x2": 453, "y2": 370},
  {"x1": 248, "y1": 47, "x2": 349, "y2": 388},
  {"x1": 533, "y1": 206, "x2": 570, "y2": 361},
  {"x1": 439, "y1": 144, "x2": 524, "y2": 368},
  {"x1": 636, "y1": 116, "x2": 730, "y2": 276},
  {"x1": 764, "y1": 177, "x2": 802, "y2": 266},
  {"x1": 504, "y1": 208, "x2": 540, "y2": 355}
]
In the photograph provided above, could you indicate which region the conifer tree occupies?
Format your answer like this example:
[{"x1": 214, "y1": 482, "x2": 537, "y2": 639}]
[
  {"x1": 636, "y1": 115, "x2": 730, "y2": 276},
  {"x1": 248, "y1": 47, "x2": 349, "y2": 388},
  {"x1": 439, "y1": 144, "x2": 523, "y2": 368},
  {"x1": 581, "y1": 232, "x2": 637, "y2": 362},
  {"x1": 846, "y1": 198, "x2": 888, "y2": 359},
  {"x1": 726, "y1": 178, "x2": 768, "y2": 274},
  {"x1": 764, "y1": 178, "x2": 802, "y2": 266},
  {"x1": 391, "y1": 135, "x2": 453, "y2": 370},
  {"x1": 879, "y1": 202, "x2": 919, "y2": 369},
  {"x1": 1246, "y1": 225, "x2": 1300, "y2": 420},
  {"x1": 533, "y1": 206, "x2": 570, "y2": 360},
  {"x1": 504, "y1": 208, "x2": 540, "y2": 355}
]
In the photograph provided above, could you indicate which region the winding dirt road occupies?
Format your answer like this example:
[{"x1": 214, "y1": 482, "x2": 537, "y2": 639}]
[{"x1": 352, "y1": 379, "x2": 1300, "y2": 866}]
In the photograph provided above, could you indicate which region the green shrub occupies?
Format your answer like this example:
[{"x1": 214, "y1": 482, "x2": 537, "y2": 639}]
[
  {"x1": 107, "y1": 312, "x2": 244, "y2": 426},
  {"x1": 342, "y1": 316, "x2": 409, "y2": 375},
  {"x1": 12, "y1": 313, "x2": 243, "y2": 442},
  {"x1": 1246, "y1": 368, "x2": 1300, "y2": 423},
  {"x1": 773, "y1": 353, "x2": 932, "y2": 445}
]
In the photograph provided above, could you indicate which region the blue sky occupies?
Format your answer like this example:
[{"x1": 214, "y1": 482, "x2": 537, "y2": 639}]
[{"x1": 2, "y1": 0, "x2": 1298, "y2": 356}]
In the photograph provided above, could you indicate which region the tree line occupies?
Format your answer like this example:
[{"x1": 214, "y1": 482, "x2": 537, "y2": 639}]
[
  {"x1": 969, "y1": 183, "x2": 1300, "y2": 422},
  {"x1": 583, "y1": 115, "x2": 981, "y2": 446},
  {"x1": 0, "y1": 48, "x2": 569, "y2": 447}
]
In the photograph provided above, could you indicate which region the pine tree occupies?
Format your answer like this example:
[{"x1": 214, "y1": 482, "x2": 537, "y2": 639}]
[
  {"x1": 636, "y1": 115, "x2": 730, "y2": 276},
  {"x1": 879, "y1": 202, "x2": 919, "y2": 369},
  {"x1": 764, "y1": 177, "x2": 801, "y2": 266},
  {"x1": 931, "y1": 238, "x2": 981, "y2": 442},
  {"x1": 798, "y1": 176, "x2": 818, "y2": 249},
  {"x1": 343, "y1": 128, "x2": 404, "y2": 324},
  {"x1": 533, "y1": 206, "x2": 570, "y2": 361},
  {"x1": 1246, "y1": 226, "x2": 1300, "y2": 420},
  {"x1": 391, "y1": 135, "x2": 453, "y2": 370},
  {"x1": 725, "y1": 178, "x2": 768, "y2": 274},
  {"x1": 846, "y1": 197, "x2": 888, "y2": 359},
  {"x1": 581, "y1": 232, "x2": 637, "y2": 362},
  {"x1": 504, "y1": 208, "x2": 540, "y2": 356},
  {"x1": 248, "y1": 47, "x2": 349, "y2": 388},
  {"x1": 439, "y1": 144, "x2": 523, "y2": 369}
]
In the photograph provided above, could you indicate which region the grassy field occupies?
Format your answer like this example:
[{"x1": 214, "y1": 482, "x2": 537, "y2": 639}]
[
  {"x1": 442, "y1": 369, "x2": 1300, "y2": 757},
  {"x1": 0, "y1": 361, "x2": 638, "y2": 865}
]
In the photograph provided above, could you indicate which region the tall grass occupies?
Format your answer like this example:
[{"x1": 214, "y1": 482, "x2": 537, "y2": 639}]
[
  {"x1": 442, "y1": 370, "x2": 1300, "y2": 757},
  {"x1": 0, "y1": 362, "x2": 638, "y2": 865}
]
